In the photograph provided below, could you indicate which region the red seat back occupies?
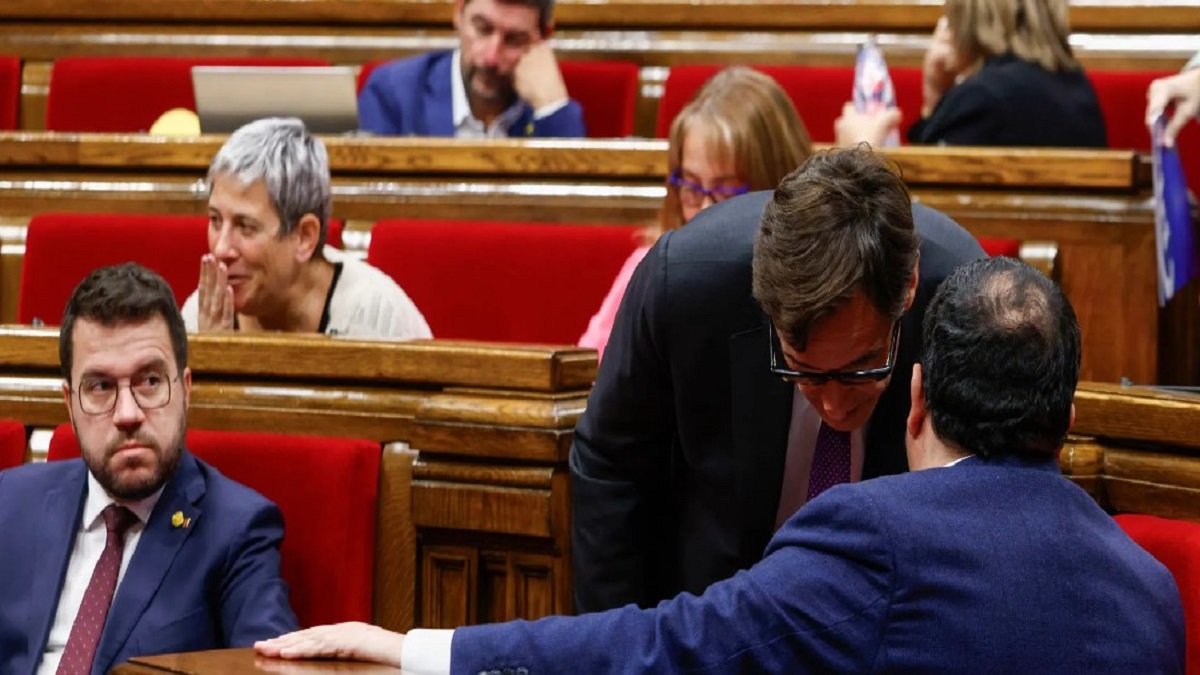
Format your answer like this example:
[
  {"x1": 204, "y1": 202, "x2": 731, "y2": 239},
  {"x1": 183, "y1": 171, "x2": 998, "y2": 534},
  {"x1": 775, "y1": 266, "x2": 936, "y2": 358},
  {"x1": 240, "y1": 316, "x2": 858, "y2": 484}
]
[
  {"x1": 357, "y1": 59, "x2": 639, "y2": 138},
  {"x1": 48, "y1": 424, "x2": 381, "y2": 628},
  {"x1": 367, "y1": 219, "x2": 642, "y2": 343},
  {"x1": 1089, "y1": 69, "x2": 1200, "y2": 202},
  {"x1": 1115, "y1": 513, "x2": 1200, "y2": 673},
  {"x1": 20, "y1": 213, "x2": 210, "y2": 326},
  {"x1": 0, "y1": 419, "x2": 26, "y2": 472},
  {"x1": 46, "y1": 56, "x2": 330, "y2": 133},
  {"x1": 977, "y1": 237, "x2": 1021, "y2": 259},
  {"x1": 655, "y1": 64, "x2": 923, "y2": 143},
  {"x1": 0, "y1": 55, "x2": 20, "y2": 131},
  {"x1": 19, "y1": 213, "x2": 344, "y2": 326}
]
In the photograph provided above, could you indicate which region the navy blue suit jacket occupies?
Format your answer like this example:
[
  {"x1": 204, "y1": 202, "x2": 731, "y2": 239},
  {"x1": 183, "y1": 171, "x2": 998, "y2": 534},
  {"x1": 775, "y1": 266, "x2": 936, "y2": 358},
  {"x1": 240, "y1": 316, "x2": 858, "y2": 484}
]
[
  {"x1": 0, "y1": 451, "x2": 299, "y2": 675},
  {"x1": 908, "y1": 53, "x2": 1107, "y2": 148},
  {"x1": 457, "y1": 455, "x2": 1185, "y2": 673},
  {"x1": 358, "y1": 50, "x2": 586, "y2": 137},
  {"x1": 570, "y1": 193, "x2": 986, "y2": 612}
]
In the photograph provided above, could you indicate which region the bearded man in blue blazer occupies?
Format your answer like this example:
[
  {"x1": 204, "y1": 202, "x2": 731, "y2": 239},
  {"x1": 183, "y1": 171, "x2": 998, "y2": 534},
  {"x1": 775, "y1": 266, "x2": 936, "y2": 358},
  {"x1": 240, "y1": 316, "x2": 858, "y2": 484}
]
[
  {"x1": 0, "y1": 263, "x2": 298, "y2": 675},
  {"x1": 359, "y1": 0, "x2": 585, "y2": 138},
  {"x1": 258, "y1": 257, "x2": 1185, "y2": 673}
]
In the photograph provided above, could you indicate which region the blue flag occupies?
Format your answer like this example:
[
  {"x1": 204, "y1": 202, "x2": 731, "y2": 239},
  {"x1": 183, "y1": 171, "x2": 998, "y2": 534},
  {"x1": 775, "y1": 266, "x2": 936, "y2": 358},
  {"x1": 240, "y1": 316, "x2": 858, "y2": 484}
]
[{"x1": 1152, "y1": 115, "x2": 1198, "y2": 306}]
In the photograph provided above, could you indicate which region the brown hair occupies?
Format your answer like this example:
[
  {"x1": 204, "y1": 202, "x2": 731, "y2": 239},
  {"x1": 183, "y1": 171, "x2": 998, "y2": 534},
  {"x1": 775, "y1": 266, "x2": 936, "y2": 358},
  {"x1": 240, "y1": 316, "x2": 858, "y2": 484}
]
[
  {"x1": 946, "y1": 0, "x2": 1077, "y2": 72},
  {"x1": 657, "y1": 67, "x2": 814, "y2": 237},
  {"x1": 752, "y1": 145, "x2": 920, "y2": 349}
]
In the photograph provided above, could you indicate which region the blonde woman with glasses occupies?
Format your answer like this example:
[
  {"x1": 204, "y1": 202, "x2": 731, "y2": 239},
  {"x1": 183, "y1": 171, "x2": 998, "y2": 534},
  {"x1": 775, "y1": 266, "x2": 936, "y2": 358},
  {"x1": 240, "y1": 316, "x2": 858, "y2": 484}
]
[{"x1": 579, "y1": 67, "x2": 813, "y2": 359}]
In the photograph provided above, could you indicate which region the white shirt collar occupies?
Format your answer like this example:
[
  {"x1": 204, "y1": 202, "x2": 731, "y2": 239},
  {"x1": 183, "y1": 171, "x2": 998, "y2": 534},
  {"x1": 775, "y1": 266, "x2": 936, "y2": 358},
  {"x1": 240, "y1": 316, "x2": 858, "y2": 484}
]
[
  {"x1": 449, "y1": 49, "x2": 525, "y2": 137},
  {"x1": 82, "y1": 469, "x2": 164, "y2": 532},
  {"x1": 943, "y1": 455, "x2": 972, "y2": 468}
]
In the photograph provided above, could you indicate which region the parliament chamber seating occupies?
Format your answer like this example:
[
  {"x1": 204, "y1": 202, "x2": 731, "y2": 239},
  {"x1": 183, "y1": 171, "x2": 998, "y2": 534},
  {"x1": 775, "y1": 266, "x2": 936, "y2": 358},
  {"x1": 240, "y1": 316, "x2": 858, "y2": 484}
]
[
  {"x1": 0, "y1": 55, "x2": 18, "y2": 130},
  {"x1": 1115, "y1": 514, "x2": 1200, "y2": 673},
  {"x1": 357, "y1": 58, "x2": 640, "y2": 138},
  {"x1": 655, "y1": 64, "x2": 924, "y2": 142},
  {"x1": 367, "y1": 218, "x2": 642, "y2": 344},
  {"x1": 1088, "y1": 69, "x2": 1200, "y2": 198},
  {"x1": 47, "y1": 424, "x2": 382, "y2": 629},
  {"x1": 18, "y1": 212, "x2": 344, "y2": 326},
  {"x1": 0, "y1": 419, "x2": 26, "y2": 471},
  {"x1": 44, "y1": 55, "x2": 330, "y2": 133}
]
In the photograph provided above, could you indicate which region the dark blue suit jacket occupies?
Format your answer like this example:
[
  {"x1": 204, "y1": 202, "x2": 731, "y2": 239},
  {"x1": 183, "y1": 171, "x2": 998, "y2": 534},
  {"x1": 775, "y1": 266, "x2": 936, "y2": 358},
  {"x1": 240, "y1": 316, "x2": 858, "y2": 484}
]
[
  {"x1": 0, "y1": 451, "x2": 299, "y2": 675},
  {"x1": 358, "y1": 50, "x2": 586, "y2": 137},
  {"x1": 457, "y1": 455, "x2": 1186, "y2": 673},
  {"x1": 570, "y1": 193, "x2": 987, "y2": 612}
]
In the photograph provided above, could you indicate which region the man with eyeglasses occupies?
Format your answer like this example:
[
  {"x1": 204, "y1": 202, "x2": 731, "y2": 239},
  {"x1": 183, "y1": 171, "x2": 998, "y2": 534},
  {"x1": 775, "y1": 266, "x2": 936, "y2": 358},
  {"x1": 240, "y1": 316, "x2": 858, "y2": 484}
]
[
  {"x1": 571, "y1": 145, "x2": 987, "y2": 614},
  {"x1": 0, "y1": 263, "x2": 297, "y2": 674}
]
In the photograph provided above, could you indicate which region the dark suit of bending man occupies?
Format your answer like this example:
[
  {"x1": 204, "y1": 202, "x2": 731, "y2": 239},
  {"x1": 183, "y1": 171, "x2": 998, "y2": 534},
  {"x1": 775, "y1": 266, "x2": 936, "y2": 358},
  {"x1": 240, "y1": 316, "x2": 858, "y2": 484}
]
[
  {"x1": 257, "y1": 253, "x2": 1185, "y2": 674},
  {"x1": 570, "y1": 146, "x2": 985, "y2": 611}
]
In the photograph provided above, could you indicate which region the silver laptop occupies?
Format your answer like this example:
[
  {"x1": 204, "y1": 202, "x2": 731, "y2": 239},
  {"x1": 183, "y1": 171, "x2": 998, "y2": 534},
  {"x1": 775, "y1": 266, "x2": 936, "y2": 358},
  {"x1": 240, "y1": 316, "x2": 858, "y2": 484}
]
[{"x1": 192, "y1": 66, "x2": 360, "y2": 134}]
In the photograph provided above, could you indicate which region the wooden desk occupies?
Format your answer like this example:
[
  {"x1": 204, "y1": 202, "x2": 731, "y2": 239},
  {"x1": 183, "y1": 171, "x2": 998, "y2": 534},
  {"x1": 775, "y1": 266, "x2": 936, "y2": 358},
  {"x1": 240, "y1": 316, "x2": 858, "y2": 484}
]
[
  {"x1": 113, "y1": 648, "x2": 402, "y2": 674},
  {"x1": 0, "y1": 134, "x2": 1180, "y2": 385}
]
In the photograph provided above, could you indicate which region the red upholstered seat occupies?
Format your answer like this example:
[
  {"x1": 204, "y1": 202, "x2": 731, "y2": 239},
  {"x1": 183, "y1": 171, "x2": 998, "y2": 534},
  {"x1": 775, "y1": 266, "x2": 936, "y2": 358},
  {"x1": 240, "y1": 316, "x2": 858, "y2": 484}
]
[
  {"x1": 18, "y1": 212, "x2": 344, "y2": 327},
  {"x1": 0, "y1": 419, "x2": 26, "y2": 472},
  {"x1": 356, "y1": 59, "x2": 639, "y2": 138},
  {"x1": 367, "y1": 219, "x2": 642, "y2": 343},
  {"x1": 47, "y1": 424, "x2": 381, "y2": 628},
  {"x1": 976, "y1": 237, "x2": 1021, "y2": 259},
  {"x1": 46, "y1": 56, "x2": 330, "y2": 133},
  {"x1": 655, "y1": 64, "x2": 924, "y2": 143},
  {"x1": 1089, "y1": 69, "x2": 1200, "y2": 202},
  {"x1": 0, "y1": 55, "x2": 20, "y2": 131},
  {"x1": 1115, "y1": 513, "x2": 1200, "y2": 673}
]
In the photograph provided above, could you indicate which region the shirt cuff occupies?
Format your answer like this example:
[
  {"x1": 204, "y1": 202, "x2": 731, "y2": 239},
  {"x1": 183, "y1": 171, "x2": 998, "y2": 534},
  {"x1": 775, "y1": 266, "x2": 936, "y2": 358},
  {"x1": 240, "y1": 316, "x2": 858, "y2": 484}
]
[
  {"x1": 400, "y1": 628, "x2": 455, "y2": 675},
  {"x1": 532, "y1": 99, "x2": 569, "y2": 120}
]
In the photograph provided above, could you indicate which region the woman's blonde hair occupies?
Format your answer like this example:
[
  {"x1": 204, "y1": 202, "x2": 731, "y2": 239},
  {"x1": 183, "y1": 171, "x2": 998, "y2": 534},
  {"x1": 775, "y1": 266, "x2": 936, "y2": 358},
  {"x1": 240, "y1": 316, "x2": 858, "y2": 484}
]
[
  {"x1": 658, "y1": 67, "x2": 813, "y2": 236},
  {"x1": 946, "y1": 0, "x2": 1077, "y2": 72}
]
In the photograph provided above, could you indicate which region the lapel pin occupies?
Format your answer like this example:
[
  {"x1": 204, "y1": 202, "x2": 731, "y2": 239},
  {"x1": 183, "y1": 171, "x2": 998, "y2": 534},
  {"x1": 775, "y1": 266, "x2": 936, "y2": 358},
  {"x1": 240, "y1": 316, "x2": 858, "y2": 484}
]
[{"x1": 171, "y1": 510, "x2": 191, "y2": 529}]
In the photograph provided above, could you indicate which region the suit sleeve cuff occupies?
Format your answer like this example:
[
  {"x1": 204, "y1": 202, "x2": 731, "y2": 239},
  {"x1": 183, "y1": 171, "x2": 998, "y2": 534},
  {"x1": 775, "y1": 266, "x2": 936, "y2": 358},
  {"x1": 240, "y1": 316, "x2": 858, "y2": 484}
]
[
  {"x1": 401, "y1": 628, "x2": 455, "y2": 675},
  {"x1": 532, "y1": 99, "x2": 570, "y2": 120}
]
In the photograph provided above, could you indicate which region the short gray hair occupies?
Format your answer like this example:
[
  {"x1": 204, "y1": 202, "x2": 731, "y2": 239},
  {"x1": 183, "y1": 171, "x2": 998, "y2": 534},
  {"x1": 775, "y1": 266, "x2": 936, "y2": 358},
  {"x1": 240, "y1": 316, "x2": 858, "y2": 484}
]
[{"x1": 207, "y1": 117, "x2": 332, "y2": 251}]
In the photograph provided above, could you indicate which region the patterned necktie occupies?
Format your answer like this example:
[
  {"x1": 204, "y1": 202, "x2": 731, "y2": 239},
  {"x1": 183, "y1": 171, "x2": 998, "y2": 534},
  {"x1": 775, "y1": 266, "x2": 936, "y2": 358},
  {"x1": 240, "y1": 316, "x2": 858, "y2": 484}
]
[
  {"x1": 807, "y1": 422, "x2": 851, "y2": 501},
  {"x1": 56, "y1": 504, "x2": 138, "y2": 675}
]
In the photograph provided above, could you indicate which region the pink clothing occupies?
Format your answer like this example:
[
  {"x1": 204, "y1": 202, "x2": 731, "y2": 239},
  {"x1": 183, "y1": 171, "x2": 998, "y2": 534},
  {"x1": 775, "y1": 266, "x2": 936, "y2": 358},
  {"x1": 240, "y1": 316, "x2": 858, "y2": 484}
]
[{"x1": 579, "y1": 244, "x2": 652, "y2": 362}]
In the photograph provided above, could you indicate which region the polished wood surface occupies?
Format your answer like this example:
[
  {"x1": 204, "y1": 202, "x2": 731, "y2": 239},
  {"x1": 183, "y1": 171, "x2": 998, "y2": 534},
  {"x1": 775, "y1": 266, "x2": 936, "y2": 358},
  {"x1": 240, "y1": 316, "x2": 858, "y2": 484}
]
[
  {"x1": 0, "y1": 134, "x2": 1177, "y2": 385},
  {"x1": 6, "y1": 0, "x2": 1198, "y2": 32},
  {"x1": 0, "y1": 329, "x2": 588, "y2": 627},
  {"x1": 112, "y1": 648, "x2": 402, "y2": 674}
]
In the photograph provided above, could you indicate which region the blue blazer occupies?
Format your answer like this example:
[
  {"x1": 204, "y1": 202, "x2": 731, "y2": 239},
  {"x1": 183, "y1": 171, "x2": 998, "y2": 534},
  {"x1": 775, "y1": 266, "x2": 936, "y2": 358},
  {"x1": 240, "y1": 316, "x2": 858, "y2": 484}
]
[
  {"x1": 358, "y1": 50, "x2": 586, "y2": 137},
  {"x1": 0, "y1": 452, "x2": 299, "y2": 675},
  {"x1": 456, "y1": 455, "x2": 1186, "y2": 673}
]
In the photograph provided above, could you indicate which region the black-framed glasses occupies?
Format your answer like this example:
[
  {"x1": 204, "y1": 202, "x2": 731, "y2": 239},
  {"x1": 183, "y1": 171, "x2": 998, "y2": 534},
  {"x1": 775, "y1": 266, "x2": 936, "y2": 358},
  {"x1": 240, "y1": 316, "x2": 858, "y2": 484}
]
[
  {"x1": 71, "y1": 371, "x2": 180, "y2": 416},
  {"x1": 668, "y1": 170, "x2": 750, "y2": 207},
  {"x1": 768, "y1": 319, "x2": 902, "y2": 386}
]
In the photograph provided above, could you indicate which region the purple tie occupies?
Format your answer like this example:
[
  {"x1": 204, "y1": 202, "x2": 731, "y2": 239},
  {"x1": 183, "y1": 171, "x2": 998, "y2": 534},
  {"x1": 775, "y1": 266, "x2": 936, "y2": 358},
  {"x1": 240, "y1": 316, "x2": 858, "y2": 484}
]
[
  {"x1": 57, "y1": 504, "x2": 138, "y2": 675},
  {"x1": 807, "y1": 422, "x2": 851, "y2": 501}
]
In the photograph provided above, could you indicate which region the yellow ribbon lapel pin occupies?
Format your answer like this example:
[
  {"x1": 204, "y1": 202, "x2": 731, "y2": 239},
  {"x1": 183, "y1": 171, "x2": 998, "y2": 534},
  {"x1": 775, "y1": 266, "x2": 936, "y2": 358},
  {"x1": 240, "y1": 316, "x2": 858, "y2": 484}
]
[{"x1": 171, "y1": 510, "x2": 192, "y2": 529}]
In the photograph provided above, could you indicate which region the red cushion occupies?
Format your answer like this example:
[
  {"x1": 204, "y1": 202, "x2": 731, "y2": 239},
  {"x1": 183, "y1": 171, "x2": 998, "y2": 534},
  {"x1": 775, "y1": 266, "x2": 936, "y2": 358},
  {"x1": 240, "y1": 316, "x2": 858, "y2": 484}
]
[
  {"x1": 977, "y1": 237, "x2": 1021, "y2": 259},
  {"x1": 46, "y1": 56, "x2": 330, "y2": 133},
  {"x1": 0, "y1": 419, "x2": 25, "y2": 471},
  {"x1": 1115, "y1": 513, "x2": 1200, "y2": 673},
  {"x1": 655, "y1": 64, "x2": 924, "y2": 143},
  {"x1": 367, "y1": 219, "x2": 642, "y2": 343},
  {"x1": 0, "y1": 55, "x2": 20, "y2": 131},
  {"x1": 357, "y1": 59, "x2": 639, "y2": 138},
  {"x1": 18, "y1": 213, "x2": 345, "y2": 326},
  {"x1": 47, "y1": 424, "x2": 381, "y2": 628},
  {"x1": 1088, "y1": 69, "x2": 1200, "y2": 203},
  {"x1": 19, "y1": 213, "x2": 210, "y2": 326}
]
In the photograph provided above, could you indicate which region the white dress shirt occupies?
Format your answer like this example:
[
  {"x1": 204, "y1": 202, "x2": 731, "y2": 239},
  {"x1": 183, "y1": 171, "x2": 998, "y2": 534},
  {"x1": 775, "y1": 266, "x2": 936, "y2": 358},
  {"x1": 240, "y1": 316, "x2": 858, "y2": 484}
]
[
  {"x1": 37, "y1": 473, "x2": 163, "y2": 675},
  {"x1": 449, "y1": 50, "x2": 568, "y2": 138}
]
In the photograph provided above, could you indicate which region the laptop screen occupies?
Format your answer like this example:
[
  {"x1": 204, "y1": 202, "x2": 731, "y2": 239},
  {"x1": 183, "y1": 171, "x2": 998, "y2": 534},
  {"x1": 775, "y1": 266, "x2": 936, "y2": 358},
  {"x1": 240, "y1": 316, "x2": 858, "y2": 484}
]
[{"x1": 192, "y1": 66, "x2": 360, "y2": 134}]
